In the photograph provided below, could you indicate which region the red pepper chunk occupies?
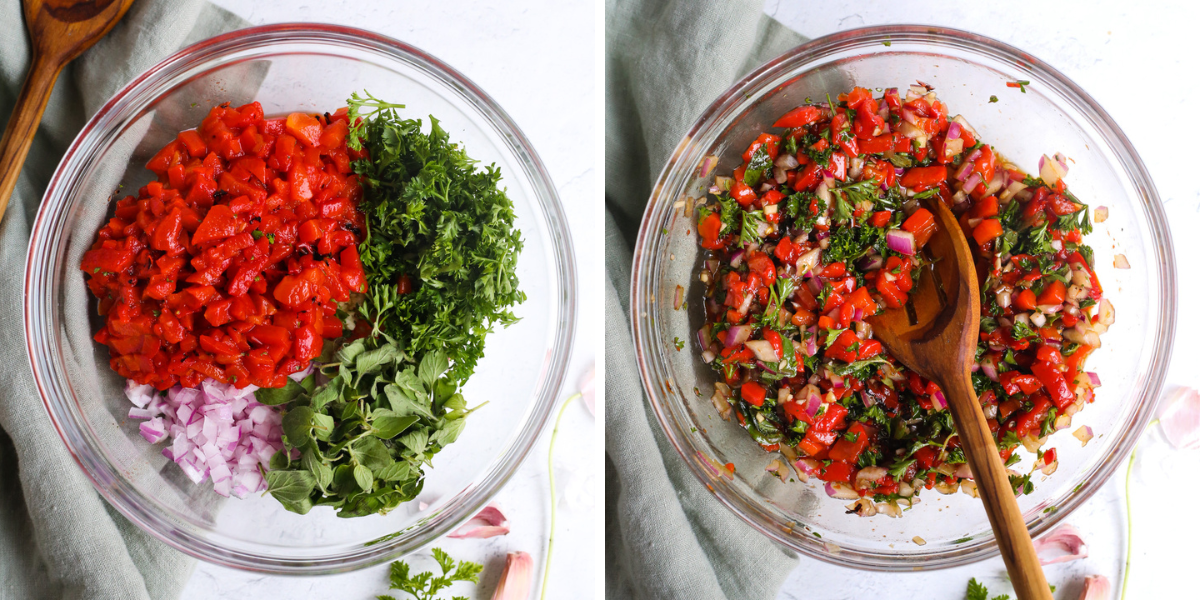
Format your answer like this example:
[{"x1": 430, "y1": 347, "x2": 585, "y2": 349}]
[
  {"x1": 828, "y1": 422, "x2": 871, "y2": 463},
  {"x1": 901, "y1": 208, "x2": 937, "y2": 248},
  {"x1": 772, "y1": 105, "x2": 825, "y2": 129},
  {"x1": 1031, "y1": 361, "x2": 1075, "y2": 410},
  {"x1": 818, "y1": 460, "x2": 855, "y2": 483},
  {"x1": 899, "y1": 165, "x2": 947, "y2": 190},
  {"x1": 741, "y1": 381, "x2": 767, "y2": 407}
]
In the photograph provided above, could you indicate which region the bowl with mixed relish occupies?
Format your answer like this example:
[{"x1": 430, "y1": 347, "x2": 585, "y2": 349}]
[{"x1": 631, "y1": 25, "x2": 1174, "y2": 570}]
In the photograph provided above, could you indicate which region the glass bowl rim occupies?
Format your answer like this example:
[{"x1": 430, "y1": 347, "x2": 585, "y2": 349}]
[
  {"x1": 24, "y1": 22, "x2": 576, "y2": 574},
  {"x1": 630, "y1": 24, "x2": 1175, "y2": 570}
]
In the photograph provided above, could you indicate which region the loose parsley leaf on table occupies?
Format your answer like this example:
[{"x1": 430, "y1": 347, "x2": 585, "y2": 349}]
[
  {"x1": 965, "y1": 577, "x2": 1011, "y2": 600},
  {"x1": 378, "y1": 548, "x2": 482, "y2": 600}
]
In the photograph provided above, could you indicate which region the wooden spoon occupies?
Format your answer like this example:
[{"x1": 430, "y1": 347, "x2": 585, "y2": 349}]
[
  {"x1": 868, "y1": 197, "x2": 1052, "y2": 600},
  {"x1": 0, "y1": 0, "x2": 135, "y2": 218}
]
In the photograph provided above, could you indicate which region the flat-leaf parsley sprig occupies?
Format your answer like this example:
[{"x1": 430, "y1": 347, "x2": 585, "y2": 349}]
[
  {"x1": 348, "y1": 90, "x2": 525, "y2": 387},
  {"x1": 378, "y1": 547, "x2": 482, "y2": 600}
]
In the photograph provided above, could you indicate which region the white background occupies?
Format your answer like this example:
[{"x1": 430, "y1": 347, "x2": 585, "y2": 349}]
[
  {"x1": 185, "y1": 1, "x2": 598, "y2": 598},
  {"x1": 766, "y1": 2, "x2": 1199, "y2": 599}
]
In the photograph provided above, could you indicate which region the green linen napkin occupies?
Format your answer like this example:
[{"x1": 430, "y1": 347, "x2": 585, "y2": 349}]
[
  {"x1": 604, "y1": 1, "x2": 806, "y2": 598},
  {"x1": 0, "y1": 2, "x2": 245, "y2": 598}
]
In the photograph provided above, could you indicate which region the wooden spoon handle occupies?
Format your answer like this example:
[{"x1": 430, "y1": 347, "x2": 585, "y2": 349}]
[
  {"x1": 942, "y1": 371, "x2": 1051, "y2": 600},
  {"x1": 0, "y1": 52, "x2": 63, "y2": 219}
]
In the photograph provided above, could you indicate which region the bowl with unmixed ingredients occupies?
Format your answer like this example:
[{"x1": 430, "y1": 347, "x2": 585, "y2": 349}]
[
  {"x1": 630, "y1": 25, "x2": 1173, "y2": 570},
  {"x1": 25, "y1": 23, "x2": 575, "y2": 574}
]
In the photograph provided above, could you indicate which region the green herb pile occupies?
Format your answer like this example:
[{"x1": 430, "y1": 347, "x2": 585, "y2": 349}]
[
  {"x1": 348, "y1": 91, "x2": 525, "y2": 386},
  {"x1": 258, "y1": 91, "x2": 522, "y2": 517}
]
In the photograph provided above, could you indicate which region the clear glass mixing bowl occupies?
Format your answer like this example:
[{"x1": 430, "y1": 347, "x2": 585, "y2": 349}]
[
  {"x1": 631, "y1": 25, "x2": 1174, "y2": 570},
  {"x1": 25, "y1": 24, "x2": 575, "y2": 574}
]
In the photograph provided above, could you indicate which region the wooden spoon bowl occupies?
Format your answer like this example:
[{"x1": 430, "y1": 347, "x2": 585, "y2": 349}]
[
  {"x1": 0, "y1": 0, "x2": 135, "y2": 217},
  {"x1": 868, "y1": 196, "x2": 1052, "y2": 600}
]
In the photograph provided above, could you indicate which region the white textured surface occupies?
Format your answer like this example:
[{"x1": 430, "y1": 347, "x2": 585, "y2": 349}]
[
  {"x1": 183, "y1": 1, "x2": 597, "y2": 598},
  {"x1": 767, "y1": 2, "x2": 1198, "y2": 598}
]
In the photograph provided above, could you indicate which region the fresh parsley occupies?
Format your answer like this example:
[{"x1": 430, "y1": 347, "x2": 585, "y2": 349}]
[
  {"x1": 378, "y1": 548, "x2": 482, "y2": 600},
  {"x1": 349, "y1": 91, "x2": 525, "y2": 386},
  {"x1": 742, "y1": 146, "x2": 774, "y2": 187},
  {"x1": 966, "y1": 577, "x2": 1011, "y2": 600}
]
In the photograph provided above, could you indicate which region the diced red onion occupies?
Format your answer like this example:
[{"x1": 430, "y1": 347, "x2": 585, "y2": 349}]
[
  {"x1": 886, "y1": 229, "x2": 916, "y2": 256},
  {"x1": 815, "y1": 181, "x2": 832, "y2": 205},
  {"x1": 830, "y1": 373, "x2": 845, "y2": 389},
  {"x1": 1094, "y1": 206, "x2": 1108, "y2": 223},
  {"x1": 724, "y1": 325, "x2": 752, "y2": 348},
  {"x1": 128, "y1": 407, "x2": 156, "y2": 420},
  {"x1": 126, "y1": 383, "x2": 155, "y2": 408},
  {"x1": 962, "y1": 172, "x2": 982, "y2": 192},
  {"x1": 806, "y1": 276, "x2": 824, "y2": 296},
  {"x1": 857, "y1": 254, "x2": 884, "y2": 271},
  {"x1": 1086, "y1": 372, "x2": 1101, "y2": 387},
  {"x1": 698, "y1": 155, "x2": 719, "y2": 178},
  {"x1": 674, "y1": 285, "x2": 684, "y2": 310},
  {"x1": 745, "y1": 340, "x2": 780, "y2": 362},
  {"x1": 729, "y1": 249, "x2": 745, "y2": 267},
  {"x1": 125, "y1": 377, "x2": 284, "y2": 499},
  {"x1": 1073, "y1": 425, "x2": 1094, "y2": 446},
  {"x1": 701, "y1": 350, "x2": 716, "y2": 364},
  {"x1": 140, "y1": 417, "x2": 168, "y2": 444},
  {"x1": 774, "y1": 154, "x2": 799, "y2": 169},
  {"x1": 931, "y1": 390, "x2": 948, "y2": 410},
  {"x1": 796, "y1": 248, "x2": 821, "y2": 275},
  {"x1": 952, "y1": 115, "x2": 978, "y2": 138},
  {"x1": 1040, "y1": 153, "x2": 1068, "y2": 186},
  {"x1": 982, "y1": 359, "x2": 999, "y2": 382},
  {"x1": 943, "y1": 138, "x2": 964, "y2": 159},
  {"x1": 963, "y1": 147, "x2": 983, "y2": 164},
  {"x1": 953, "y1": 463, "x2": 972, "y2": 479},
  {"x1": 1036, "y1": 303, "x2": 1063, "y2": 315},
  {"x1": 1114, "y1": 254, "x2": 1130, "y2": 269},
  {"x1": 806, "y1": 393, "x2": 821, "y2": 417},
  {"x1": 795, "y1": 458, "x2": 820, "y2": 476},
  {"x1": 946, "y1": 122, "x2": 961, "y2": 140}
]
